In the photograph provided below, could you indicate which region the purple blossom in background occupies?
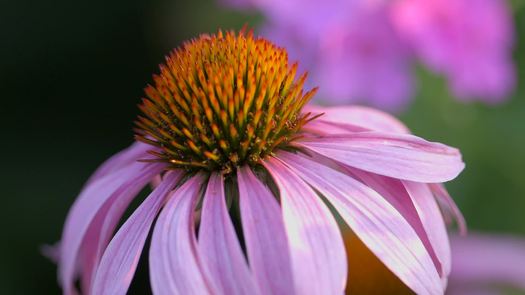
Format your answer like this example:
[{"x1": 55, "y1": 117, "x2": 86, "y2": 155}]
[
  {"x1": 392, "y1": 0, "x2": 516, "y2": 103},
  {"x1": 315, "y1": 7, "x2": 413, "y2": 111},
  {"x1": 223, "y1": 0, "x2": 516, "y2": 110},
  {"x1": 448, "y1": 234, "x2": 525, "y2": 294}
]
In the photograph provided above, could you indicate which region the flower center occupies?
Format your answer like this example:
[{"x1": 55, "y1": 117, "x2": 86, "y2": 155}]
[{"x1": 135, "y1": 30, "x2": 318, "y2": 173}]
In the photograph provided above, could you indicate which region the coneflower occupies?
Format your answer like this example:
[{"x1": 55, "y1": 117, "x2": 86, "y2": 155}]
[{"x1": 53, "y1": 29, "x2": 465, "y2": 295}]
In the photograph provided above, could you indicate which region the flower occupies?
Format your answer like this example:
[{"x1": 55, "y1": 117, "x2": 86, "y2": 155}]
[
  {"x1": 341, "y1": 231, "x2": 525, "y2": 294},
  {"x1": 261, "y1": 2, "x2": 414, "y2": 111},
  {"x1": 392, "y1": 0, "x2": 516, "y2": 103},
  {"x1": 448, "y1": 233, "x2": 525, "y2": 294},
  {"x1": 52, "y1": 30, "x2": 465, "y2": 294},
  {"x1": 223, "y1": 0, "x2": 516, "y2": 108},
  {"x1": 314, "y1": 6, "x2": 414, "y2": 111}
]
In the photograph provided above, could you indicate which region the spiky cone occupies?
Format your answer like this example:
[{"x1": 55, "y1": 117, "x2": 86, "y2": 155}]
[{"x1": 135, "y1": 29, "x2": 318, "y2": 174}]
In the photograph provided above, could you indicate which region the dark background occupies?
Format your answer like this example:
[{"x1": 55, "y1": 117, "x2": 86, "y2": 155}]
[{"x1": 1, "y1": 0, "x2": 523, "y2": 293}]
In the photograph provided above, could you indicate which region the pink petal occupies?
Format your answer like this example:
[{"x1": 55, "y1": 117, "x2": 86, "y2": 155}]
[
  {"x1": 41, "y1": 242, "x2": 60, "y2": 263},
  {"x1": 430, "y1": 183, "x2": 467, "y2": 235},
  {"x1": 198, "y1": 173, "x2": 258, "y2": 295},
  {"x1": 263, "y1": 158, "x2": 347, "y2": 295},
  {"x1": 277, "y1": 151, "x2": 443, "y2": 295},
  {"x1": 91, "y1": 171, "x2": 182, "y2": 295},
  {"x1": 302, "y1": 120, "x2": 369, "y2": 136},
  {"x1": 403, "y1": 181, "x2": 451, "y2": 280},
  {"x1": 85, "y1": 141, "x2": 152, "y2": 185},
  {"x1": 449, "y1": 234, "x2": 525, "y2": 290},
  {"x1": 59, "y1": 160, "x2": 164, "y2": 295},
  {"x1": 79, "y1": 212, "x2": 106, "y2": 293},
  {"x1": 237, "y1": 166, "x2": 295, "y2": 294},
  {"x1": 303, "y1": 105, "x2": 410, "y2": 134},
  {"x1": 80, "y1": 167, "x2": 166, "y2": 293},
  {"x1": 149, "y1": 174, "x2": 214, "y2": 295},
  {"x1": 296, "y1": 132, "x2": 464, "y2": 183},
  {"x1": 75, "y1": 142, "x2": 156, "y2": 293},
  {"x1": 345, "y1": 168, "x2": 445, "y2": 278}
]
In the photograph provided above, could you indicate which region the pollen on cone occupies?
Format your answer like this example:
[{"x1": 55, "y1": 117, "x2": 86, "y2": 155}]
[{"x1": 135, "y1": 29, "x2": 318, "y2": 173}]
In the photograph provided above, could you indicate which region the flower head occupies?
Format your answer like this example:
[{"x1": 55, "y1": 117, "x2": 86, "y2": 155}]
[
  {"x1": 135, "y1": 30, "x2": 316, "y2": 173},
  {"x1": 52, "y1": 30, "x2": 465, "y2": 295}
]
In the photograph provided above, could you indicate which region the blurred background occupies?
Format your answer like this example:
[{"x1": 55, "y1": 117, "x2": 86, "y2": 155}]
[{"x1": 0, "y1": 0, "x2": 523, "y2": 293}]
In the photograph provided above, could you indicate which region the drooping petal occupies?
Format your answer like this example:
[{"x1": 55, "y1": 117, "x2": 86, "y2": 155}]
[
  {"x1": 85, "y1": 141, "x2": 152, "y2": 185},
  {"x1": 345, "y1": 168, "x2": 444, "y2": 278},
  {"x1": 198, "y1": 173, "x2": 258, "y2": 295},
  {"x1": 403, "y1": 181, "x2": 451, "y2": 279},
  {"x1": 42, "y1": 243, "x2": 60, "y2": 263},
  {"x1": 237, "y1": 166, "x2": 295, "y2": 295},
  {"x1": 149, "y1": 174, "x2": 214, "y2": 295},
  {"x1": 263, "y1": 158, "x2": 347, "y2": 295},
  {"x1": 303, "y1": 105, "x2": 410, "y2": 134},
  {"x1": 430, "y1": 183, "x2": 467, "y2": 235},
  {"x1": 81, "y1": 167, "x2": 164, "y2": 294},
  {"x1": 277, "y1": 151, "x2": 443, "y2": 295},
  {"x1": 79, "y1": 212, "x2": 106, "y2": 293},
  {"x1": 77, "y1": 143, "x2": 159, "y2": 293},
  {"x1": 296, "y1": 132, "x2": 464, "y2": 183},
  {"x1": 91, "y1": 171, "x2": 182, "y2": 295},
  {"x1": 449, "y1": 234, "x2": 525, "y2": 290},
  {"x1": 59, "y1": 160, "x2": 164, "y2": 295}
]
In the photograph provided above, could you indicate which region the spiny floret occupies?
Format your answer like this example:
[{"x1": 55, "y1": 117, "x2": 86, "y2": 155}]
[{"x1": 135, "y1": 29, "x2": 318, "y2": 173}]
